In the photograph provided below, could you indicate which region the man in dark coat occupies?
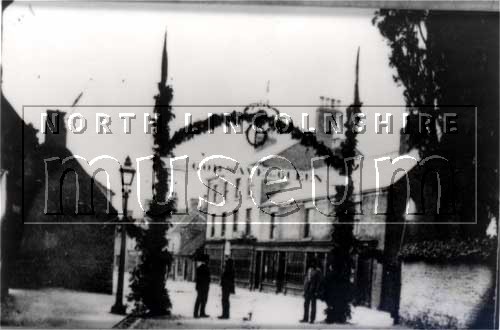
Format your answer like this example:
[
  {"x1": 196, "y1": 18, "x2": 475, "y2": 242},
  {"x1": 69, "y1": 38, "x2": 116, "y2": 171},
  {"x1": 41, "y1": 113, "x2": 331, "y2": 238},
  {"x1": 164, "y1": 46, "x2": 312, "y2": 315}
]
[
  {"x1": 300, "y1": 258, "x2": 323, "y2": 324},
  {"x1": 323, "y1": 263, "x2": 336, "y2": 323},
  {"x1": 218, "y1": 258, "x2": 235, "y2": 319},
  {"x1": 194, "y1": 254, "x2": 211, "y2": 318}
]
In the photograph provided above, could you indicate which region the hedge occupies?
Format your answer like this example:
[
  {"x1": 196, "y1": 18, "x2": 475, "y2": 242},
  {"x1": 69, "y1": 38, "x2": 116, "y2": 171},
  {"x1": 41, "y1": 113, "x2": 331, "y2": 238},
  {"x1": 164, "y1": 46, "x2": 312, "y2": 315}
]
[{"x1": 399, "y1": 238, "x2": 497, "y2": 263}]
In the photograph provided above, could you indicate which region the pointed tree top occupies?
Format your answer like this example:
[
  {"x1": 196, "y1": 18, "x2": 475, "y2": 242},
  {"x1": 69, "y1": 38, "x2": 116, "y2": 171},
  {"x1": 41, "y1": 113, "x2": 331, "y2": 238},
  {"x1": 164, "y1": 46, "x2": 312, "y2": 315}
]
[
  {"x1": 354, "y1": 47, "x2": 360, "y2": 105},
  {"x1": 160, "y1": 30, "x2": 168, "y2": 85}
]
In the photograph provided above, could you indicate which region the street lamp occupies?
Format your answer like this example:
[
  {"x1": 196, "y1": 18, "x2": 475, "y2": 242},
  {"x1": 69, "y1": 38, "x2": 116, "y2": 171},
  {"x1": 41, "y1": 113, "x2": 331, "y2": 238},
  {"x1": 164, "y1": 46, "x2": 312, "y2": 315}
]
[{"x1": 111, "y1": 156, "x2": 136, "y2": 315}]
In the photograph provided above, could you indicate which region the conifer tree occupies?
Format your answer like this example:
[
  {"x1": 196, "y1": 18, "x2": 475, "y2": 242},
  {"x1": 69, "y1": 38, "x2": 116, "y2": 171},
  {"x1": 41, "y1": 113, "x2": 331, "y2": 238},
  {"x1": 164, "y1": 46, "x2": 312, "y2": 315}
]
[
  {"x1": 128, "y1": 32, "x2": 173, "y2": 316},
  {"x1": 325, "y1": 48, "x2": 362, "y2": 323}
]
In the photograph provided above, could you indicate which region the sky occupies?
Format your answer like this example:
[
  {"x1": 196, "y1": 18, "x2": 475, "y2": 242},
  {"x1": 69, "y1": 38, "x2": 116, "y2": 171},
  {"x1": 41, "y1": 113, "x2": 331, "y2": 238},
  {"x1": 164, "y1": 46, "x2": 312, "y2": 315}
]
[{"x1": 3, "y1": 1, "x2": 406, "y2": 217}]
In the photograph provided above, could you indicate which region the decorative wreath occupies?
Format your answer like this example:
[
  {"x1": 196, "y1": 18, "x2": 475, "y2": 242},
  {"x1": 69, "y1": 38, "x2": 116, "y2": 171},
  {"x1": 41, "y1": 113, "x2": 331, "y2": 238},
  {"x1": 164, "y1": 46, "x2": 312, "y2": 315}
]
[{"x1": 243, "y1": 102, "x2": 280, "y2": 148}]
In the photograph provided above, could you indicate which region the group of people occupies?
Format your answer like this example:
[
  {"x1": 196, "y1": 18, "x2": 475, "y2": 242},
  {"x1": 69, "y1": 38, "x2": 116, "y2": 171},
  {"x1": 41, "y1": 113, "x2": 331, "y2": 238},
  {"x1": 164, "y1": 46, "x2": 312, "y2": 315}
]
[
  {"x1": 193, "y1": 255, "x2": 332, "y2": 324},
  {"x1": 193, "y1": 254, "x2": 235, "y2": 319}
]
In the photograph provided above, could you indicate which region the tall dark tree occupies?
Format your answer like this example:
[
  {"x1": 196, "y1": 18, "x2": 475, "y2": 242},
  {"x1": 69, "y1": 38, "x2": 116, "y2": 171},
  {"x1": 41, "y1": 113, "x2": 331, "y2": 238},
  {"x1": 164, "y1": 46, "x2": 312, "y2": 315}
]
[
  {"x1": 127, "y1": 32, "x2": 174, "y2": 316},
  {"x1": 374, "y1": 11, "x2": 499, "y2": 329},
  {"x1": 373, "y1": 10, "x2": 439, "y2": 155},
  {"x1": 373, "y1": 10, "x2": 499, "y2": 238},
  {"x1": 325, "y1": 48, "x2": 362, "y2": 323}
]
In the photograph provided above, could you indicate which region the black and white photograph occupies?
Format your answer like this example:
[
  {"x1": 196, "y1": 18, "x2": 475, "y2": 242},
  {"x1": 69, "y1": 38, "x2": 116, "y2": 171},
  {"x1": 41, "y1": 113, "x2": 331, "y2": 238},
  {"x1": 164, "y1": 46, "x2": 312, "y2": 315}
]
[{"x1": 0, "y1": 1, "x2": 498, "y2": 329}]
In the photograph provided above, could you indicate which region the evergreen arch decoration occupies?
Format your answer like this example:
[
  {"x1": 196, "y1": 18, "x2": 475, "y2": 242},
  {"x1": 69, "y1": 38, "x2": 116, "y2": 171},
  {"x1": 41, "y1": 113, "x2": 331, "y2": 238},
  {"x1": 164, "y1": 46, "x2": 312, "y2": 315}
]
[
  {"x1": 171, "y1": 106, "x2": 344, "y2": 168},
  {"x1": 127, "y1": 32, "x2": 361, "y2": 324},
  {"x1": 130, "y1": 101, "x2": 361, "y2": 322},
  {"x1": 166, "y1": 102, "x2": 362, "y2": 323}
]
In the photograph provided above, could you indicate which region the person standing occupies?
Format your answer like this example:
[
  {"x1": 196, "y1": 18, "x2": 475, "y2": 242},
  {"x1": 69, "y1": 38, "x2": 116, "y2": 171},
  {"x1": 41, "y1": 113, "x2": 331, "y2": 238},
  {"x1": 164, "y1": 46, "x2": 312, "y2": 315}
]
[
  {"x1": 194, "y1": 254, "x2": 211, "y2": 318},
  {"x1": 300, "y1": 258, "x2": 322, "y2": 324},
  {"x1": 218, "y1": 258, "x2": 235, "y2": 319},
  {"x1": 323, "y1": 263, "x2": 336, "y2": 323}
]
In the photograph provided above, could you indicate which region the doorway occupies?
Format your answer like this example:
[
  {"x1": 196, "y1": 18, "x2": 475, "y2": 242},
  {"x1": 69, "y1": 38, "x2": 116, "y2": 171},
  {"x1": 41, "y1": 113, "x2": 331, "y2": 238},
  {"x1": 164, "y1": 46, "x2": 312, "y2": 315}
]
[
  {"x1": 276, "y1": 252, "x2": 286, "y2": 293},
  {"x1": 253, "y1": 251, "x2": 262, "y2": 290},
  {"x1": 354, "y1": 255, "x2": 373, "y2": 307},
  {"x1": 183, "y1": 259, "x2": 188, "y2": 280}
]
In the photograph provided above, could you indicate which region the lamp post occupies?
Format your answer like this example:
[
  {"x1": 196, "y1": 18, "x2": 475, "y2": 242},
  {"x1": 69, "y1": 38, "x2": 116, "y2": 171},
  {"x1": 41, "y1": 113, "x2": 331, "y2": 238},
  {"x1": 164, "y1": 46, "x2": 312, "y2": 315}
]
[{"x1": 111, "y1": 156, "x2": 136, "y2": 315}]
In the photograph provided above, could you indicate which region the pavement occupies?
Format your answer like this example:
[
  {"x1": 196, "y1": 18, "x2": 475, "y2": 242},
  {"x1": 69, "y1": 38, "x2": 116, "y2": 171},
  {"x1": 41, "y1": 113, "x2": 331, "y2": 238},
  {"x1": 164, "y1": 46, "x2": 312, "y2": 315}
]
[
  {"x1": 1, "y1": 279, "x2": 403, "y2": 329},
  {"x1": 1, "y1": 288, "x2": 124, "y2": 328},
  {"x1": 131, "y1": 280, "x2": 402, "y2": 329}
]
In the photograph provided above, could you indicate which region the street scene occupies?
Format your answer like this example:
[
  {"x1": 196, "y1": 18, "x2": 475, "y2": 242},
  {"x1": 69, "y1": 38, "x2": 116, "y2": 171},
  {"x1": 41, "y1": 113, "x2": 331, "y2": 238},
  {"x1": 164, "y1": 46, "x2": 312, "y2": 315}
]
[
  {"x1": 1, "y1": 1, "x2": 499, "y2": 329},
  {"x1": 129, "y1": 280, "x2": 396, "y2": 328}
]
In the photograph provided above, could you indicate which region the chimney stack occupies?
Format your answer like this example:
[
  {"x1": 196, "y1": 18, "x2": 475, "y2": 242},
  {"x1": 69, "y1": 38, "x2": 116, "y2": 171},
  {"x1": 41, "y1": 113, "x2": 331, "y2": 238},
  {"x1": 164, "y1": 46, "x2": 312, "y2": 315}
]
[
  {"x1": 316, "y1": 94, "x2": 344, "y2": 149},
  {"x1": 44, "y1": 109, "x2": 67, "y2": 148}
]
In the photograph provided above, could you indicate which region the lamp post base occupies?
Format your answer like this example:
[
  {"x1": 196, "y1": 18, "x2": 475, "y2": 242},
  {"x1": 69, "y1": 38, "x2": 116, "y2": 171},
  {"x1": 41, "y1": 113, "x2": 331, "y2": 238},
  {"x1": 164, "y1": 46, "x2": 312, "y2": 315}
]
[{"x1": 110, "y1": 303, "x2": 127, "y2": 315}]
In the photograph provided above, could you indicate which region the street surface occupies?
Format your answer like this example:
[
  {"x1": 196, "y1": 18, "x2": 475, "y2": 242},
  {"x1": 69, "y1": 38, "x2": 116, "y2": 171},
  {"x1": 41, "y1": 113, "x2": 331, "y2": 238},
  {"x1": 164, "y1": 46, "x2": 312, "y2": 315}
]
[
  {"x1": 1, "y1": 288, "x2": 123, "y2": 328},
  {"x1": 132, "y1": 280, "x2": 399, "y2": 329}
]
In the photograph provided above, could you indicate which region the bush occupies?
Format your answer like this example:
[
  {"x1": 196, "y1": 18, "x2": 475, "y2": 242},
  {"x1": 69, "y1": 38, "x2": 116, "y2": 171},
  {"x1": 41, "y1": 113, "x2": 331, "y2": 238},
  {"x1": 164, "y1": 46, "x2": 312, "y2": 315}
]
[
  {"x1": 399, "y1": 238, "x2": 496, "y2": 263},
  {"x1": 401, "y1": 310, "x2": 459, "y2": 329}
]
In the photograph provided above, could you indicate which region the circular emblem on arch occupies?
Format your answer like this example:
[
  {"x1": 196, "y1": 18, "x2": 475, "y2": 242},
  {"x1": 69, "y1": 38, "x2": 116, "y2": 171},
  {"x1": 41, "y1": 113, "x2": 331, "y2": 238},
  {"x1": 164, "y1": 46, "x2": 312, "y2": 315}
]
[{"x1": 243, "y1": 103, "x2": 280, "y2": 148}]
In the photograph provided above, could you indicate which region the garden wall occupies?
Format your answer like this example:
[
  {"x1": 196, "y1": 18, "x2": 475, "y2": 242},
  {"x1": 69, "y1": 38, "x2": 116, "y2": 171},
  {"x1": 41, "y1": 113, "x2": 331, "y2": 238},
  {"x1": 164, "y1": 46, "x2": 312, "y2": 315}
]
[{"x1": 399, "y1": 261, "x2": 494, "y2": 329}]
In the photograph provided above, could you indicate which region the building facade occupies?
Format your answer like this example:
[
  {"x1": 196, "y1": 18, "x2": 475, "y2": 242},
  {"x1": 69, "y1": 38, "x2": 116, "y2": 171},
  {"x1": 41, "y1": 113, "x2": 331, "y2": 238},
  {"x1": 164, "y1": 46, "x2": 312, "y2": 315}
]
[
  {"x1": 167, "y1": 199, "x2": 207, "y2": 282},
  {"x1": 200, "y1": 53, "x2": 419, "y2": 320},
  {"x1": 5, "y1": 105, "x2": 118, "y2": 294}
]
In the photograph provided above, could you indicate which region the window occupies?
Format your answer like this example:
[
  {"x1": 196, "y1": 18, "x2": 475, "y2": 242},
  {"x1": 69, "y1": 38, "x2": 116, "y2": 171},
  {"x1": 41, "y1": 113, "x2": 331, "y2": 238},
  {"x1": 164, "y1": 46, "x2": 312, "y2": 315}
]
[
  {"x1": 304, "y1": 208, "x2": 313, "y2": 238},
  {"x1": 245, "y1": 208, "x2": 252, "y2": 235},
  {"x1": 235, "y1": 178, "x2": 241, "y2": 198},
  {"x1": 206, "y1": 183, "x2": 211, "y2": 204},
  {"x1": 213, "y1": 184, "x2": 218, "y2": 202},
  {"x1": 286, "y1": 251, "x2": 305, "y2": 285},
  {"x1": 221, "y1": 212, "x2": 226, "y2": 237},
  {"x1": 247, "y1": 178, "x2": 251, "y2": 197},
  {"x1": 210, "y1": 215, "x2": 215, "y2": 237},
  {"x1": 262, "y1": 251, "x2": 277, "y2": 283},
  {"x1": 223, "y1": 182, "x2": 228, "y2": 199},
  {"x1": 233, "y1": 211, "x2": 238, "y2": 232},
  {"x1": 270, "y1": 213, "x2": 276, "y2": 239},
  {"x1": 206, "y1": 248, "x2": 223, "y2": 278},
  {"x1": 232, "y1": 248, "x2": 252, "y2": 282}
]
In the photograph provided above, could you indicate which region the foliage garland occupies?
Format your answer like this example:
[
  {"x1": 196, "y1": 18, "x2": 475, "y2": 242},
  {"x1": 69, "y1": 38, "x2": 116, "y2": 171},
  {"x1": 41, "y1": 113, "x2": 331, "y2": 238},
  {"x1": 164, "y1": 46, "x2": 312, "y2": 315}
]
[
  {"x1": 125, "y1": 36, "x2": 361, "y2": 322},
  {"x1": 169, "y1": 103, "x2": 361, "y2": 323},
  {"x1": 126, "y1": 53, "x2": 175, "y2": 315}
]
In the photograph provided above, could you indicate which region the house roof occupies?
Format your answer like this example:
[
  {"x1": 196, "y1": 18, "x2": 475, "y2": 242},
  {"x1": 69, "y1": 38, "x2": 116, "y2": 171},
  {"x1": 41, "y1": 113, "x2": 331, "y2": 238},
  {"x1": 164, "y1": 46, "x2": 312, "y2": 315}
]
[
  {"x1": 204, "y1": 132, "x2": 297, "y2": 183},
  {"x1": 257, "y1": 141, "x2": 362, "y2": 171},
  {"x1": 33, "y1": 140, "x2": 120, "y2": 218},
  {"x1": 168, "y1": 211, "x2": 205, "y2": 232},
  {"x1": 94, "y1": 179, "x2": 116, "y2": 197},
  {"x1": 355, "y1": 149, "x2": 420, "y2": 192},
  {"x1": 260, "y1": 149, "x2": 420, "y2": 207},
  {"x1": 1, "y1": 96, "x2": 118, "y2": 219},
  {"x1": 177, "y1": 232, "x2": 205, "y2": 256},
  {"x1": 168, "y1": 210, "x2": 206, "y2": 257}
]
